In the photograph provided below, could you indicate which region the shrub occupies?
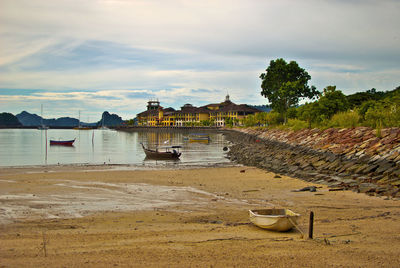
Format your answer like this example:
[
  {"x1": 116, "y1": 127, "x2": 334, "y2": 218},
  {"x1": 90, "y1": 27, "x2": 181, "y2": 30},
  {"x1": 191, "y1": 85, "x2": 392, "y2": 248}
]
[
  {"x1": 329, "y1": 110, "x2": 360, "y2": 128},
  {"x1": 364, "y1": 100, "x2": 400, "y2": 128},
  {"x1": 265, "y1": 111, "x2": 284, "y2": 126},
  {"x1": 243, "y1": 114, "x2": 256, "y2": 127},
  {"x1": 286, "y1": 118, "x2": 308, "y2": 131}
]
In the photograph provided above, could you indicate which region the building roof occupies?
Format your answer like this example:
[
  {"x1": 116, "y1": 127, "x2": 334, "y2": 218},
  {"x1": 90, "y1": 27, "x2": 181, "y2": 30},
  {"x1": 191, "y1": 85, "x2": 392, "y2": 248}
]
[
  {"x1": 137, "y1": 97, "x2": 259, "y2": 117},
  {"x1": 219, "y1": 103, "x2": 260, "y2": 113},
  {"x1": 174, "y1": 106, "x2": 209, "y2": 114},
  {"x1": 137, "y1": 107, "x2": 176, "y2": 117},
  {"x1": 137, "y1": 110, "x2": 158, "y2": 117}
]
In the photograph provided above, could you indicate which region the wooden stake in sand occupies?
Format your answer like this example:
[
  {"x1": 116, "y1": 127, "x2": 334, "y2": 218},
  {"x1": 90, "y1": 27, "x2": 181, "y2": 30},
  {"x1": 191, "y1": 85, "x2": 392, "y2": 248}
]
[{"x1": 309, "y1": 211, "x2": 314, "y2": 239}]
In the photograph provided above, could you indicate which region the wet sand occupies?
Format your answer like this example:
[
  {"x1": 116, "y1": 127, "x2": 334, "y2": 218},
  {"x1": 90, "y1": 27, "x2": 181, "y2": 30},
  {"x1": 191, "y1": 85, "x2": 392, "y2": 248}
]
[{"x1": 1, "y1": 166, "x2": 400, "y2": 267}]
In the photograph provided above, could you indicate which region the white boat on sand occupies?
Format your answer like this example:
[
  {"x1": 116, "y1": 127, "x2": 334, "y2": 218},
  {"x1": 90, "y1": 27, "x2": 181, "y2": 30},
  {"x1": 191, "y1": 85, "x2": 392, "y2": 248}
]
[{"x1": 249, "y1": 208, "x2": 300, "y2": 232}]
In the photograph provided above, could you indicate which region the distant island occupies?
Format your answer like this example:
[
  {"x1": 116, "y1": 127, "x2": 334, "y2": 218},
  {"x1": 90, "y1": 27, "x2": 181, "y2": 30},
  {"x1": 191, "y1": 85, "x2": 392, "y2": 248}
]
[{"x1": 0, "y1": 111, "x2": 124, "y2": 128}]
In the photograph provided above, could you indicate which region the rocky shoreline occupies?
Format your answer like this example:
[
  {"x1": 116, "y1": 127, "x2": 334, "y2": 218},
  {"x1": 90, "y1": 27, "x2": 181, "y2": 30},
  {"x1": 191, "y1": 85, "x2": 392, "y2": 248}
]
[{"x1": 224, "y1": 127, "x2": 400, "y2": 199}]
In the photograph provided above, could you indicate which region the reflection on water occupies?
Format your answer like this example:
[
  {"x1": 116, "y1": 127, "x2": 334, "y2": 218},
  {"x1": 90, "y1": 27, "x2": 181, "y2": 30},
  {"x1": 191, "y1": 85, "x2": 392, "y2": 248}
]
[{"x1": 0, "y1": 129, "x2": 231, "y2": 167}]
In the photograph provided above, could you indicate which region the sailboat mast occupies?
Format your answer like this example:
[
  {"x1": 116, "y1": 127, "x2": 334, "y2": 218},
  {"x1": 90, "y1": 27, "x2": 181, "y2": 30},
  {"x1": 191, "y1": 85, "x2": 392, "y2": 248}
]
[{"x1": 41, "y1": 104, "x2": 43, "y2": 127}]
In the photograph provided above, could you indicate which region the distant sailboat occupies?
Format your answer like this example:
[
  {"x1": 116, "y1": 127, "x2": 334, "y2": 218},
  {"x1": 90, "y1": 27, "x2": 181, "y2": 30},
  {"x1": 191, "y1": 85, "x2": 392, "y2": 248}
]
[
  {"x1": 73, "y1": 110, "x2": 91, "y2": 130},
  {"x1": 38, "y1": 104, "x2": 49, "y2": 130}
]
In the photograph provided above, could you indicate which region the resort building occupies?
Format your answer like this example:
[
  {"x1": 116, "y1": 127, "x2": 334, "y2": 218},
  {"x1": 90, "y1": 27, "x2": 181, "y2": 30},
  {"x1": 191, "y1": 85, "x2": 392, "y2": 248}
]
[{"x1": 136, "y1": 95, "x2": 260, "y2": 127}]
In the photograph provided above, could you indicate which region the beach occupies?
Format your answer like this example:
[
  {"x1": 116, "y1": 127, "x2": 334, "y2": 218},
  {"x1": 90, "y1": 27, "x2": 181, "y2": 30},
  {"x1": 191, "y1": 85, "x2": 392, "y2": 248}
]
[{"x1": 1, "y1": 165, "x2": 399, "y2": 267}]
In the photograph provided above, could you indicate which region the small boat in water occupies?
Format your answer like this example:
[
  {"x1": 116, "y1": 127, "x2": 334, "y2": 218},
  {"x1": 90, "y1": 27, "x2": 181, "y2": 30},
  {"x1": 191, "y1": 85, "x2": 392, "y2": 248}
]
[
  {"x1": 50, "y1": 139, "x2": 75, "y2": 146},
  {"x1": 249, "y1": 208, "x2": 300, "y2": 232},
  {"x1": 141, "y1": 143, "x2": 181, "y2": 159},
  {"x1": 73, "y1": 126, "x2": 92, "y2": 130},
  {"x1": 185, "y1": 133, "x2": 210, "y2": 143}
]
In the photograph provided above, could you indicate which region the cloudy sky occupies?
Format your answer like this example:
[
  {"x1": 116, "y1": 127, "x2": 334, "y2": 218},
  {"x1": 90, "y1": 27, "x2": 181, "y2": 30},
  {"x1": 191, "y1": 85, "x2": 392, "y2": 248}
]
[{"x1": 1, "y1": 0, "x2": 399, "y2": 121}]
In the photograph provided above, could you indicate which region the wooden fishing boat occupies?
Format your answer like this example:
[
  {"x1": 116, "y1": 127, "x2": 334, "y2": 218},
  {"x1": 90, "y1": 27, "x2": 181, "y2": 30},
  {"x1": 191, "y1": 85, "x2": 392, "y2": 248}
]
[
  {"x1": 249, "y1": 208, "x2": 300, "y2": 232},
  {"x1": 141, "y1": 143, "x2": 181, "y2": 159},
  {"x1": 50, "y1": 139, "x2": 75, "y2": 146}
]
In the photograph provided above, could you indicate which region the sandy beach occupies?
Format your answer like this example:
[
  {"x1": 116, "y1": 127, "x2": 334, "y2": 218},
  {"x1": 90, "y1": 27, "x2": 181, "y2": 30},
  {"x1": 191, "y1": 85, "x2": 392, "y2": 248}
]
[{"x1": 1, "y1": 165, "x2": 399, "y2": 267}]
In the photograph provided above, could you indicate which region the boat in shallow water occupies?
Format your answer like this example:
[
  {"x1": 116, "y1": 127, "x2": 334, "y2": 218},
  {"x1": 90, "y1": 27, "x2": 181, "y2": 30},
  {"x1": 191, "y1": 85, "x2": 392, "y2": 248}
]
[
  {"x1": 184, "y1": 133, "x2": 210, "y2": 143},
  {"x1": 50, "y1": 139, "x2": 75, "y2": 146},
  {"x1": 141, "y1": 143, "x2": 181, "y2": 160},
  {"x1": 249, "y1": 208, "x2": 300, "y2": 231}
]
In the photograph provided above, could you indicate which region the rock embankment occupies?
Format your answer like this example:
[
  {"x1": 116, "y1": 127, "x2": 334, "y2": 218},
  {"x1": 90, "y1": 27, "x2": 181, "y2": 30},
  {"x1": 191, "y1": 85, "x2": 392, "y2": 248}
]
[{"x1": 225, "y1": 127, "x2": 400, "y2": 199}]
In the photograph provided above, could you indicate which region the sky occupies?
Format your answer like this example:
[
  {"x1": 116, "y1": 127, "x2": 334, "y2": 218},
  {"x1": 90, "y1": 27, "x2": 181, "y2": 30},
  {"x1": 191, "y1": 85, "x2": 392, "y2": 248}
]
[{"x1": 1, "y1": 0, "x2": 399, "y2": 121}]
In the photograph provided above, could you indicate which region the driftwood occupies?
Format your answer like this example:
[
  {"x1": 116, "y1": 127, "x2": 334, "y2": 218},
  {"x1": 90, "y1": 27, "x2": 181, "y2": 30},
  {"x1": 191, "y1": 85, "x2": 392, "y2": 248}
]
[{"x1": 38, "y1": 231, "x2": 49, "y2": 257}]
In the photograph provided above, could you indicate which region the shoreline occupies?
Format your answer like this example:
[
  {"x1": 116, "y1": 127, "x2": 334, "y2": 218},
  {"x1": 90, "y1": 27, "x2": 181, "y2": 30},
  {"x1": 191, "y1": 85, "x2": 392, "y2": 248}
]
[
  {"x1": 225, "y1": 128, "x2": 400, "y2": 199},
  {"x1": 0, "y1": 162, "x2": 240, "y2": 174},
  {"x1": 1, "y1": 166, "x2": 400, "y2": 267}
]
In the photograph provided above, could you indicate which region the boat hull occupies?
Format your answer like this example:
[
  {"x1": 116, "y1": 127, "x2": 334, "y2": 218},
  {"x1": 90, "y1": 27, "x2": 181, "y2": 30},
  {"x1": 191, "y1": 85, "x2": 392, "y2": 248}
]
[
  {"x1": 50, "y1": 139, "x2": 75, "y2": 146},
  {"x1": 143, "y1": 149, "x2": 180, "y2": 159},
  {"x1": 187, "y1": 134, "x2": 210, "y2": 143},
  {"x1": 189, "y1": 137, "x2": 210, "y2": 143},
  {"x1": 249, "y1": 209, "x2": 300, "y2": 232},
  {"x1": 73, "y1": 127, "x2": 91, "y2": 130},
  {"x1": 141, "y1": 144, "x2": 181, "y2": 160}
]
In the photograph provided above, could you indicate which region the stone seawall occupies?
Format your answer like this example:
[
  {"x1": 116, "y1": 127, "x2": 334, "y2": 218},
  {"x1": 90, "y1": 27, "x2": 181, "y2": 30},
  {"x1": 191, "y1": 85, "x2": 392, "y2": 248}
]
[{"x1": 224, "y1": 127, "x2": 400, "y2": 199}]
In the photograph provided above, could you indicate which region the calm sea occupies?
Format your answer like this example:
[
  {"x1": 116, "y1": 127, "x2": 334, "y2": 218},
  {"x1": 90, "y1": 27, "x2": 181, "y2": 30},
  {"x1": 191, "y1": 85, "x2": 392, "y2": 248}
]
[{"x1": 0, "y1": 129, "x2": 232, "y2": 167}]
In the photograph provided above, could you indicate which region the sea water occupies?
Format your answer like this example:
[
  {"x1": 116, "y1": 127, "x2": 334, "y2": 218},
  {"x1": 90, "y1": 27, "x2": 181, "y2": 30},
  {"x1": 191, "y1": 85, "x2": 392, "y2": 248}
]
[{"x1": 0, "y1": 129, "x2": 231, "y2": 167}]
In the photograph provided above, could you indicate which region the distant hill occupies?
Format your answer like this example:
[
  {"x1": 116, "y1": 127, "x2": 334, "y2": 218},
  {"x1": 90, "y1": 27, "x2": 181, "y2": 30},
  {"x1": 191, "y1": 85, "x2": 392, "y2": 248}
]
[
  {"x1": 44, "y1": 117, "x2": 79, "y2": 127},
  {"x1": 0, "y1": 113, "x2": 22, "y2": 127},
  {"x1": 16, "y1": 111, "x2": 79, "y2": 127},
  {"x1": 346, "y1": 86, "x2": 400, "y2": 108},
  {"x1": 251, "y1": 105, "x2": 272, "y2": 112},
  {"x1": 97, "y1": 111, "x2": 124, "y2": 127},
  {"x1": 15, "y1": 111, "x2": 124, "y2": 127},
  {"x1": 16, "y1": 111, "x2": 42, "y2": 126}
]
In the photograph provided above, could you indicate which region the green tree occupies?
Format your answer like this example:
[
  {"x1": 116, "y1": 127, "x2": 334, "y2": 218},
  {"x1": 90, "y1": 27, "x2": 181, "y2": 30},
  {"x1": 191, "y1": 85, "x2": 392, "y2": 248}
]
[
  {"x1": 265, "y1": 111, "x2": 283, "y2": 126},
  {"x1": 317, "y1": 86, "x2": 349, "y2": 120},
  {"x1": 358, "y1": 100, "x2": 377, "y2": 120},
  {"x1": 297, "y1": 102, "x2": 320, "y2": 128},
  {"x1": 200, "y1": 118, "x2": 216, "y2": 127},
  {"x1": 364, "y1": 92, "x2": 400, "y2": 128},
  {"x1": 254, "y1": 112, "x2": 268, "y2": 126},
  {"x1": 286, "y1": 107, "x2": 298, "y2": 119},
  {"x1": 224, "y1": 117, "x2": 234, "y2": 127},
  {"x1": 346, "y1": 88, "x2": 386, "y2": 109},
  {"x1": 260, "y1": 58, "x2": 318, "y2": 124},
  {"x1": 243, "y1": 114, "x2": 257, "y2": 127}
]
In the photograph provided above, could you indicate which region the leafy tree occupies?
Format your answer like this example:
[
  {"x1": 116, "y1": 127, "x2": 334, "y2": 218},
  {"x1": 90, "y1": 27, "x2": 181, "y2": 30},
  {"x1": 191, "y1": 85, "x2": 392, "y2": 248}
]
[
  {"x1": 364, "y1": 92, "x2": 400, "y2": 128},
  {"x1": 200, "y1": 120, "x2": 210, "y2": 126},
  {"x1": 260, "y1": 58, "x2": 318, "y2": 124},
  {"x1": 346, "y1": 88, "x2": 385, "y2": 108},
  {"x1": 286, "y1": 107, "x2": 298, "y2": 119},
  {"x1": 317, "y1": 86, "x2": 349, "y2": 120},
  {"x1": 358, "y1": 100, "x2": 377, "y2": 120},
  {"x1": 243, "y1": 114, "x2": 257, "y2": 127},
  {"x1": 126, "y1": 118, "x2": 137, "y2": 126},
  {"x1": 224, "y1": 117, "x2": 234, "y2": 127},
  {"x1": 297, "y1": 102, "x2": 320, "y2": 128},
  {"x1": 201, "y1": 118, "x2": 216, "y2": 126},
  {"x1": 265, "y1": 111, "x2": 284, "y2": 126},
  {"x1": 254, "y1": 112, "x2": 268, "y2": 126}
]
